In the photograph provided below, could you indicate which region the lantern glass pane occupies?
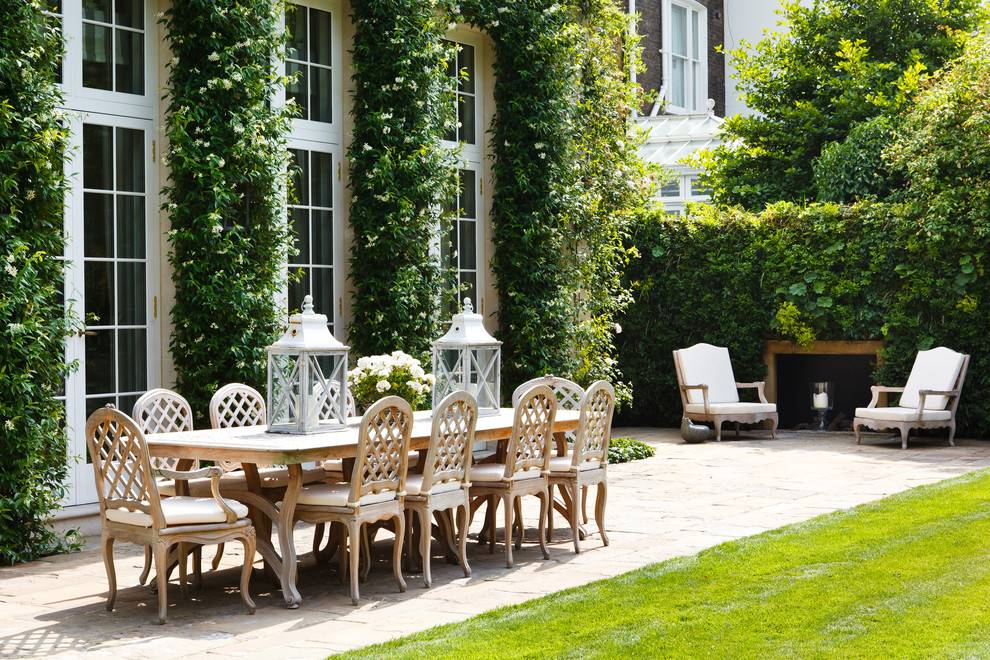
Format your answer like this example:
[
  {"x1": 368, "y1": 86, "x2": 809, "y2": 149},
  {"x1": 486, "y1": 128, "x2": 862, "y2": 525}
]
[
  {"x1": 312, "y1": 353, "x2": 347, "y2": 425},
  {"x1": 271, "y1": 353, "x2": 302, "y2": 426},
  {"x1": 438, "y1": 348, "x2": 463, "y2": 396},
  {"x1": 470, "y1": 347, "x2": 499, "y2": 409}
]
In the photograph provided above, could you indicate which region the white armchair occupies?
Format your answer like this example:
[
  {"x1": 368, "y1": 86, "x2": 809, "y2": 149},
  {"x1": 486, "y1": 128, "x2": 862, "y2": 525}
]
[
  {"x1": 673, "y1": 343, "x2": 778, "y2": 442},
  {"x1": 853, "y1": 347, "x2": 969, "y2": 449}
]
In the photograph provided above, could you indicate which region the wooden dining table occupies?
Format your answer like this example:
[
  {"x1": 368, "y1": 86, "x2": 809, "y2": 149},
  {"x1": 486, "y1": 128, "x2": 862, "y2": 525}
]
[{"x1": 146, "y1": 407, "x2": 580, "y2": 608}]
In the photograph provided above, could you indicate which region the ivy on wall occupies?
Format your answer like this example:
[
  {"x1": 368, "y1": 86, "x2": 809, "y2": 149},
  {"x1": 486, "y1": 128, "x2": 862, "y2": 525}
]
[
  {"x1": 0, "y1": 0, "x2": 79, "y2": 563},
  {"x1": 347, "y1": 0, "x2": 458, "y2": 359},
  {"x1": 162, "y1": 0, "x2": 295, "y2": 421}
]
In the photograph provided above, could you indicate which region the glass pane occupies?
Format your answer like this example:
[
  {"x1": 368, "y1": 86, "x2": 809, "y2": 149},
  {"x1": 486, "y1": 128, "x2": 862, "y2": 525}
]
[
  {"x1": 115, "y1": 128, "x2": 144, "y2": 192},
  {"x1": 692, "y1": 9, "x2": 699, "y2": 60},
  {"x1": 286, "y1": 5, "x2": 307, "y2": 61},
  {"x1": 458, "y1": 94, "x2": 475, "y2": 145},
  {"x1": 290, "y1": 148, "x2": 308, "y2": 205},
  {"x1": 292, "y1": 207, "x2": 309, "y2": 263},
  {"x1": 691, "y1": 177, "x2": 712, "y2": 197},
  {"x1": 312, "y1": 268, "x2": 333, "y2": 321},
  {"x1": 84, "y1": 193, "x2": 113, "y2": 258},
  {"x1": 118, "y1": 393, "x2": 140, "y2": 417},
  {"x1": 458, "y1": 44, "x2": 475, "y2": 94},
  {"x1": 660, "y1": 179, "x2": 681, "y2": 198},
  {"x1": 117, "y1": 328, "x2": 147, "y2": 392},
  {"x1": 310, "y1": 151, "x2": 332, "y2": 208},
  {"x1": 85, "y1": 330, "x2": 115, "y2": 394},
  {"x1": 48, "y1": 0, "x2": 63, "y2": 12},
  {"x1": 445, "y1": 40, "x2": 456, "y2": 79},
  {"x1": 116, "y1": 196, "x2": 145, "y2": 259},
  {"x1": 83, "y1": 23, "x2": 112, "y2": 90},
  {"x1": 83, "y1": 124, "x2": 113, "y2": 190},
  {"x1": 115, "y1": 0, "x2": 142, "y2": 29},
  {"x1": 310, "y1": 8, "x2": 331, "y2": 66},
  {"x1": 115, "y1": 29, "x2": 144, "y2": 95},
  {"x1": 83, "y1": 0, "x2": 111, "y2": 22},
  {"x1": 310, "y1": 66, "x2": 332, "y2": 123},
  {"x1": 460, "y1": 272, "x2": 477, "y2": 309},
  {"x1": 116, "y1": 262, "x2": 145, "y2": 325},
  {"x1": 671, "y1": 56, "x2": 686, "y2": 107},
  {"x1": 460, "y1": 169, "x2": 476, "y2": 218},
  {"x1": 312, "y1": 210, "x2": 333, "y2": 266},
  {"x1": 85, "y1": 260, "x2": 113, "y2": 324},
  {"x1": 672, "y1": 5, "x2": 687, "y2": 56},
  {"x1": 286, "y1": 61, "x2": 308, "y2": 119},
  {"x1": 458, "y1": 220, "x2": 476, "y2": 270},
  {"x1": 692, "y1": 61, "x2": 700, "y2": 111},
  {"x1": 288, "y1": 267, "x2": 309, "y2": 313}
]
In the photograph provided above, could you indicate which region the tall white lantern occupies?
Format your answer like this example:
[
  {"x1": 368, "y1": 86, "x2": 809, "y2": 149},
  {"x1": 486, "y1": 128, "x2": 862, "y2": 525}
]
[
  {"x1": 267, "y1": 295, "x2": 350, "y2": 434},
  {"x1": 432, "y1": 298, "x2": 501, "y2": 416}
]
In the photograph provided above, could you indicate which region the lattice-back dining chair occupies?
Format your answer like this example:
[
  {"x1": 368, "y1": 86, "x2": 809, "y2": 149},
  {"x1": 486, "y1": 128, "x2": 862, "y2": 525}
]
[
  {"x1": 404, "y1": 391, "x2": 477, "y2": 587},
  {"x1": 209, "y1": 383, "x2": 266, "y2": 473},
  {"x1": 469, "y1": 384, "x2": 556, "y2": 568},
  {"x1": 547, "y1": 381, "x2": 615, "y2": 553},
  {"x1": 86, "y1": 405, "x2": 256, "y2": 624},
  {"x1": 291, "y1": 396, "x2": 412, "y2": 604}
]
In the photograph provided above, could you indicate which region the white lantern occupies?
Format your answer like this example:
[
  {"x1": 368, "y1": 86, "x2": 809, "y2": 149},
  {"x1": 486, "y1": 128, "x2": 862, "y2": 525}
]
[
  {"x1": 432, "y1": 298, "x2": 501, "y2": 416},
  {"x1": 267, "y1": 295, "x2": 350, "y2": 434}
]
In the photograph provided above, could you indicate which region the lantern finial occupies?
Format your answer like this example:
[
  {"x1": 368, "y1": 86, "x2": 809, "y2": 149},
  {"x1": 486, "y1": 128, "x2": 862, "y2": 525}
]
[
  {"x1": 463, "y1": 297, "x2": 473, "y2": 314},
  {"x1": 302, "y1": 294, "x2": 315, "y2": 314}
]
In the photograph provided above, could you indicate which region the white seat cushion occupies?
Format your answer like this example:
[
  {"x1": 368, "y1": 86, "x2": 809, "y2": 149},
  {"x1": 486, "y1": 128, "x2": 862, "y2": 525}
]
[
  {"x1": 295, "y1": 482, "x2": 397, "y2": 507},
  {"x1": 405, "y1": 474, "x2": 463, "y2": 496},
  {"x1": 684, "y1": 402, "x2": 776, "y2": 415},
  {"x1": 549, "y1": 453, "x2": 601, "y2": 473},
  {"x1": 677, "y1": 344, "x2": 739, "y2": 404},
  {"x1": 855, "y1": 406, "x2": 952, "y2": 422},
  {"x1": 470, "y1": 464, "x2": 543, "y2": 482},
  {"x1": 900, "y1": 347, "x2": 965, "y2": 410},
  {"x1": 106, "y1": 496, "x2": 249, "y2": 528}
]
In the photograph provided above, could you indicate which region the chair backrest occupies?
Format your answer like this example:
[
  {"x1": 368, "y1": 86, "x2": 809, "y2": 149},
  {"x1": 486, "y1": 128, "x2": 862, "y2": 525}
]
[
  {"x1": 504, "y1": 385, "x2": 557, "y2": 478},
  {"x1": 347, "y1": 396, "x2": 413, "y2": 507},
  {"x1": 86, "y1": 405, "x2": 164, "y2": 528},
  {"x1": 672, "y1": 343, "x2": 739, "y2": 405},
  {"x1": 420, "y1": 391, "x2": 478, "y2": 494},
  {"x1": 899, "y1": 347, "x2": 969, "y2": 411},
  {"x1": 572, "y1": 381, "x2": 616, "y2": 470},
  {"x1": 316, "y1": 379, "x2": 358, "y2": 420},
  {"x1": 132, "y1": 388, "x2": 194, "y2": 471},
  {"x1": 210, "y1": 383, "x2": 267, "y2": 428},
  {"x1": 512, "y1": 375, "x2": 584, "y2": 410}
]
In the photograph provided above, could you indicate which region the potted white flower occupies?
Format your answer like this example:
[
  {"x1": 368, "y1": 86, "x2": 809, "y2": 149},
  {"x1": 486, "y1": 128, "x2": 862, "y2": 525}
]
[{"x1": 347, "y1": 350, "x2": 435, "y2": 411}]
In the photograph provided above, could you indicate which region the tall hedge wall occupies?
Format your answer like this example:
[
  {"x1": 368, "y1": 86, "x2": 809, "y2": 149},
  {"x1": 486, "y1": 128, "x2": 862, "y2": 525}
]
[{"x1": 618, "y1": 202, "x2": 990, "y2": 437}]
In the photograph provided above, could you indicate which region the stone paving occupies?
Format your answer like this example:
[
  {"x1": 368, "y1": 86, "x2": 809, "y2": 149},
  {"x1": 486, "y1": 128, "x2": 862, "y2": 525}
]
[{"x1": 3, "y1": 429, "x2": 990, "y2": 658}]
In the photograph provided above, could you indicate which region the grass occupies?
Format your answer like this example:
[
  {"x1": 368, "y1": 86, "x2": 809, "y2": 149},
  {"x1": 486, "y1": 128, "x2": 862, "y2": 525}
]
[{"x1": 339, "y1": 469, "x2": 990, "y2": 659}]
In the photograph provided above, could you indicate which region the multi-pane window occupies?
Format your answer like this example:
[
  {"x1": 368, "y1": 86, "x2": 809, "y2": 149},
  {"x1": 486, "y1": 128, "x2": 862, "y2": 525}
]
[
  {"x1": 660, "y1": 179, "x2": 680, "y2": 198},
  {"x1": 444, "y1": 40, "x2": 476, "y2": 145},
  {"x1": 286, "y1": 4, "x2": 333, "y2": 124},
  {"x1": 666, "y1": 0, "x2": 705, "y2": 112},
  {"x1": 82, "y1": 0, "x2": 144, "y2": 94},
  {"x1": 442, "y1": 169, "x2": 478, "y2": 307},
  {"x1": 81, "y1": 123, "x2": 148, "y2": 428},
  {"x1": 45, "y1": 0, "x2": 63, "y2": 83},
  {"x1": 287, "y1": 148, "x2": 335, "y2": 332}
]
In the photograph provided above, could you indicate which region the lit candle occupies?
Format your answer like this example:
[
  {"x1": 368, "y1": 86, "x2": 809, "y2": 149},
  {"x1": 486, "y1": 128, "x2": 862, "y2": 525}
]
[{"x1": 813, "y1": 392, "x2": 828, "y2": 409}]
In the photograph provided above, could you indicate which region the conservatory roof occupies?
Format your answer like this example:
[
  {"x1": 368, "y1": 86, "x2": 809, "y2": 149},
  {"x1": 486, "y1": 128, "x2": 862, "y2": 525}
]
[{"x1": 637, "y1": 109, "x2": 725, "y2": 169}]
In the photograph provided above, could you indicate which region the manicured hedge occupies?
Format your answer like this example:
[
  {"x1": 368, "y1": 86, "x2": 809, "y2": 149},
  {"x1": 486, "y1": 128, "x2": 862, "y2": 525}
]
[{"x1": 617, "y1": 202, "x2": 990, "y2": 437}]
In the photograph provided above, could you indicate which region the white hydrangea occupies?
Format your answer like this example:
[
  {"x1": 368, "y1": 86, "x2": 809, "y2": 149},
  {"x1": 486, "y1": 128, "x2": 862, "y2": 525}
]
[{"x1": 376, "y1": 380, "x2": 391, "y2": 393}]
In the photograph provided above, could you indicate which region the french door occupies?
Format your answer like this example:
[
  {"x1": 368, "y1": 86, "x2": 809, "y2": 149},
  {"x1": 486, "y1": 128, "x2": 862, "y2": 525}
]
[{"x1": 62, "y1": 113, "x2": 159, "y2": 507}]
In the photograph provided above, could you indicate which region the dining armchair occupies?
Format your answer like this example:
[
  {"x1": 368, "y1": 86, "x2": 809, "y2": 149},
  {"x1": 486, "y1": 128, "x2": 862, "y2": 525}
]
[
  {"x1": 404, "y1": 391, "x2": 477, "y2": 587},
  {"x1": 469, "y1": 384, "x2": 555, "y2": 568},
  {"x1": 673, "y1": 343, "x2": 778, "y2": 442},
  {"x1": 86, "y1": 405, "x2": 255, "y2": 624},
  {"x1": 546, "y1": 381, "x2": 615, "y2": 553},
  {"x1": 290, "y1": 396, "x2": 412, "y2": 605},
  {"x1": 854, "y1": 347, "x2": 970, "y2": 449}
]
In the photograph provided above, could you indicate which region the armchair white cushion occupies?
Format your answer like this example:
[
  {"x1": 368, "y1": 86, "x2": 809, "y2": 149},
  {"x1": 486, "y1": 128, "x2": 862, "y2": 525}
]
[
  {"x1": 854, "y1": 407, "x2": 951, "y2": 422},
  {"x1": 685, "y1": 402, "x2": 777, "y2": 415},
  {"x1": 677, "y1": 344, "x2": 739, "y2": 404},
  {"x1": 898, "y1": 347, "x2": 966, "y2": 410}
]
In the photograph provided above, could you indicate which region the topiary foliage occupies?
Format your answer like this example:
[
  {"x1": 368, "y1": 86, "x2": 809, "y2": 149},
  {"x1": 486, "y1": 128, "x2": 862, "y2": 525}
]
[
  {"x1": 348, "y1": 0, "x2": 458, "y2": 359},
  {"x1": 0, "y1": 0, "x2": 79, "y2": 564},
  {"x1": 162, "y1": 0, "x2": 296, "y2": 423}
]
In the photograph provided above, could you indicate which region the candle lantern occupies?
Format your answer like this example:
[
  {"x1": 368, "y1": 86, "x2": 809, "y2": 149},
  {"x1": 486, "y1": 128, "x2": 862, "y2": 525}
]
[
  {"x1": 267, "y1": 295, "x2": 350, "y2": 434},
  {"x1": 810, "y1": 381, "x2": 834, "y2": 431},
  {"x1": 432, "y1": 298, "x2": 501, "y2": 416}
]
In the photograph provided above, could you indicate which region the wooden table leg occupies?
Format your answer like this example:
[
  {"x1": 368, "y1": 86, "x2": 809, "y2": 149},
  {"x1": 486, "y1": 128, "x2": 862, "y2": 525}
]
[
  {"x1": 277, "y1": 464, "x2": 303, "y2": 608},
  {"x1": 554, "y1": 431, "x2": 567, "y2": 457}
]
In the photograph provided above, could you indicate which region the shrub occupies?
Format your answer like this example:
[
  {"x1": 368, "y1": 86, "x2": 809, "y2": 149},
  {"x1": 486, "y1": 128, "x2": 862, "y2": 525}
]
[
  {"x1": 608, "y1": 438, "x2": 656, "y2": 464},
  {"x1": 347, "y1": 351, "x2": 434, "y2": 411},
  {"x1": 813, "y1": 115, "x2": 901, "y2": 203}
]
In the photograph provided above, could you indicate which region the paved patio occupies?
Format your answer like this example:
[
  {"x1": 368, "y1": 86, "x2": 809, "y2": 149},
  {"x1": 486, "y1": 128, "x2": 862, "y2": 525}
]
[{"x1": 3, "y1": 429, "x2": 990, "y2": 658}]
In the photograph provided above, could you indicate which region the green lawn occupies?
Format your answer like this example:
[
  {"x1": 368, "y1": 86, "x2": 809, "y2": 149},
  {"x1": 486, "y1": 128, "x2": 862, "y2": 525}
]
[{"x1": 340, "y1": 470, "x2": 990, "y2": 659}]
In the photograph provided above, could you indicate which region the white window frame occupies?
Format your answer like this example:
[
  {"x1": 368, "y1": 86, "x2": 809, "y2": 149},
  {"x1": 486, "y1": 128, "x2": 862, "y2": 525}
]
[
  {"x1": 658, "y1": 169, "x2": 710, "y2": 214},
  {"x1": 661, "y1": 0, "x2": 707, "y2": 114}
]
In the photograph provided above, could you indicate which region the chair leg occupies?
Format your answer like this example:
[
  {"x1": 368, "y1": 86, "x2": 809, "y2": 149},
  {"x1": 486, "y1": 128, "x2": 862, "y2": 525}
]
[
  {"x1": 458, "y1": 503, "x2": 471, "y2": 578},
  {"x1": 503, "y1": 494, "x2": 514, "y2": 569},
  {"x1": 102, "y1": 535, "x2": 117, "y2": 612},
  {"x1": 404, "y1": 509, "x2": 415, "y2": 572},
  {"x1": 514, "y1": 497, "x2": 523, "y2": 550},
  {"x1": 546, "y1": 483, "x2": 555, "y2": 542},
  {"x1": 239, "y1": 529, "x2": 257, "y2": 615},
  {"x1": 392, "y1": 513, "x2": 407, "y2": 594},
  {"x1": 193, "y1": 547, "x2": 203, "y2": 588},
  {"x1": 312, "y1": 523, "x2": 325, "y2": 562},
  {"x1": 596, "y1": 481, "x2": 609, "y2": 546},
  {"x1": 347, "y1": 521, "x2": 361, "y2": 605},
  {"x1": 360, "y1": 525, "x2": 371, "y2": 582},
  {"x1": 568, "y1": 482, "x2": 581, "y2": 554},
  {"x1": 537, "y1": 489, "x2": 550, "y2": 560},
  {"x1": 212, "y1": 543, "x2": 224, "y2": 571},
  {"x1": 154, "y1": 540, "x2": 170, "y2": 624},
  {"x1": 139, "y1": 545, "x2": 152, "y2": 586},
  {"x1": 714, "y1": 420, "x2": 723, "y2": 442},
  {"x1": 949, "y1": 423, "x2": 957, "y2": 447},
  {"x1": 178, "y1": 543, "x2": 189, "y2": 599},
  {"x1": 487, "y1": 496, "x2": 496, "y2": 555},
  {"x1": 769, "y1": 416, "x2": 778, "y2": 440},
  {"x1": 582, "y1": 485, "x2": 590, "y2": 525},
  {"x1": 854, "y1": 422, "x2": 861, "y2": 444},
  {"x1": 418, "y1": 508, "x2": 432, "y2": 588},
  {"x1": 900, "y1": 426, "x2": 910, "y2": 450}
]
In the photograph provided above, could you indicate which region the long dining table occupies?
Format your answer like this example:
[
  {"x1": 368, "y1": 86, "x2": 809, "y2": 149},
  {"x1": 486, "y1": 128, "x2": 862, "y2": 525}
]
[{"x1": 146, "y1": 407, "x2": 580, "y2": 608}]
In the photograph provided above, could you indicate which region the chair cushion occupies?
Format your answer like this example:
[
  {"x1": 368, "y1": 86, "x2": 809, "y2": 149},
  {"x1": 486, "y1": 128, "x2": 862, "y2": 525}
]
[
  {"x1": 295, "y1": 482, "x2": 397, "y2": 507},
  {"x1": 899, "y1": 347, "x2": 965, "y2": 410},
  {"x1": 405, "y1": 474, "x2": 463, "y2": 496},
  {"x1": 549, "y1": 453, "x2": 602, "y2": 473},
  {"x1": 677, "y1": 344, "x2": 739, "y2": 404},
  {"x1": 106, "y1": 496, "x2": 249, "y2": 528},
  {"x1": 684, "y1": 402, "x2": 777, "y2": 415},
  {"x1": 470, "y1": 464, "x2": 543, "y2": 482},
  {"x1": 855, "y1": 406, "x2": 952, "y2": 422}
]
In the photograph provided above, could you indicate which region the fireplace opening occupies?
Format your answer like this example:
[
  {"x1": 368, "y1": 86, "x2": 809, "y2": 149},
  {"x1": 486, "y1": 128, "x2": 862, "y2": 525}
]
[{"x1": 774, "y1": 353, "x2": 876, "y2": 430}]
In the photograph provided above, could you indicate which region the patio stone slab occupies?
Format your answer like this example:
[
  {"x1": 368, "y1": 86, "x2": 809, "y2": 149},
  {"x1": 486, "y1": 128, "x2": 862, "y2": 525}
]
[{"x1": 2, "y1": 429, "x2": 990, "y2": 658}]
